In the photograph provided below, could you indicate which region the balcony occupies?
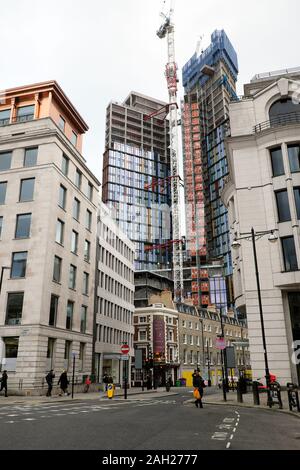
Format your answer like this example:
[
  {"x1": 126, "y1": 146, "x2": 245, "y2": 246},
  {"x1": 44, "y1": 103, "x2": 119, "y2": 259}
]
[
  {"x1": 254, "y1": 112, "x2": 300, "y2": 133},
  {"x1": 0, "y1": 114, "x2": 34, "y2": 126}
]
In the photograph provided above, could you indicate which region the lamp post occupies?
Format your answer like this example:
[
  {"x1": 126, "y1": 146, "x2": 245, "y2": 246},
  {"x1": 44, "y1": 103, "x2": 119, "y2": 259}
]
[
  {"x1": 232, "y1": 227, "x2": 278, "y2": 407},
  {"x1": 199, "y1": 318, "x2": 205, "y2": 376}
]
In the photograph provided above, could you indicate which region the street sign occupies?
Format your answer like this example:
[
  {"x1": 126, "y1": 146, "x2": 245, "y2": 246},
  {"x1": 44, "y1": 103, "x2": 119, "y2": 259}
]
[
  {"x1": 216, "y1": 338, "x2": 226, "y2": 350},
  {"x1": 121, "y1": 344, "x2": 130, "y2": 355},
  {"x1": 120, "y1": 355, "x2": 129, "y2": 361}
]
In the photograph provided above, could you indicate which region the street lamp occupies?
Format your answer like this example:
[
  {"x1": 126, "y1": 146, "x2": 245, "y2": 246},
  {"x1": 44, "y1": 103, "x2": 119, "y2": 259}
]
[{"x1": 231, "y1": 227, "x2": 278, "y2": 407}]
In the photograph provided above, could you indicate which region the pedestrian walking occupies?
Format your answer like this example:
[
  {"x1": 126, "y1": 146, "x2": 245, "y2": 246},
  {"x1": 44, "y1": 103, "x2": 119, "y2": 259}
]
[
  {"x1": 146, "y1": 374, "x2": 152, "y2": 390},
  {"x1": 84, "y1": 375, "x2": 91, "y2": 393},
  {"x1": 58, "y1": 370, "x2": 70, "y2": 396},
  {"x1": 45, "y1": 369, "x2": 55, "y2": 397},
  {"x1": 103, "y1": 373, "x2": 109, "y2": 391},
  {"x1": 193, "y1": 370, "x2": 205, "y2": 408},
  {"x1": 0, "y1": 370, "x2": 8, "y2": 397}
]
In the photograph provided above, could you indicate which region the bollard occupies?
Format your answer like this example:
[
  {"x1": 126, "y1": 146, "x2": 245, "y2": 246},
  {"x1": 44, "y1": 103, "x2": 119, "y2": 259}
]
[
  {"x1": 237, "y1": 380, "x2": 243, "y2": 403},
  {"x1": 287, "y1": 383, "x2": 300, "y2": 412},
  {"x1": 252, "y1": 381, "x2": 260, "y2": 405}
]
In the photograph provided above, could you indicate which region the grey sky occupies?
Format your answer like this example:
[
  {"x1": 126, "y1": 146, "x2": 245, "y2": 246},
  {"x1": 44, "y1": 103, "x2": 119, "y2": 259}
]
[{"x1": 1, "y1": 0, "x2": 300, "y2": 182}]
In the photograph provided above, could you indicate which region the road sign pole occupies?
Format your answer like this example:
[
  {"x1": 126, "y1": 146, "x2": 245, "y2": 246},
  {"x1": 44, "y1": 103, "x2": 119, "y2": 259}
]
[
  {"x1": 71, "y1": 355, "x2": 75, "y2": 399},
  {"x1": 124, "y1": 359, "x2": 128, "y2": 400}
]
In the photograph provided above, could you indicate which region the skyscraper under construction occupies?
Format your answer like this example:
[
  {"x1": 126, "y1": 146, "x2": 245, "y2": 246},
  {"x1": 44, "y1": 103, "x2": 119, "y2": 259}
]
[
  {"x1": 102, "y1": 92, "x2": 172, "y2": 271},
  {"x1": 181, "y1": 30, "x2": 239, "y2": 308}
]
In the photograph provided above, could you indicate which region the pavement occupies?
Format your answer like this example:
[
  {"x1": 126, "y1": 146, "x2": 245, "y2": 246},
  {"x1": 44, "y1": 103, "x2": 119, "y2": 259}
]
[
  {"x1": 0, "y1": 386, "x2": 182, "y2": 406},
  {"x1": 0, "y1": 388, "x2": 299, "y2": 450},
  {"x1": 184, "y1": 387, "x2": 300, "y2": 419}
]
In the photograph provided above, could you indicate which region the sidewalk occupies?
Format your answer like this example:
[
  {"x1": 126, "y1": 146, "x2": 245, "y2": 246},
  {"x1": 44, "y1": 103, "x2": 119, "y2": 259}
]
[
  {"x1": 185, "y1": 388, "x2": 300, "y2": 419},
  {"x1": 0, "y1": 387, "x2": 181, "y2": 406}
]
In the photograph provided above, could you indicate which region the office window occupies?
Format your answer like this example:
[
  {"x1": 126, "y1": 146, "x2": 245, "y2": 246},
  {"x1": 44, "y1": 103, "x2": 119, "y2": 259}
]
[
  {"x1": 0, "y1": 151, "x2": 12, "y2": 171},
  {"x1": 84, "y1": 240, "x2": 90, "y2": 262},
  {"x1": 62, "y1": 154, "x2": 69, "y2": 175},
  {"x1": 15, "y1": 213, "x2": 31, "y2": 239},
  {"x1": 83, "y1": 272, "x2": 89, "y2": 295},
  {"x1": 75, "y1": 169, "x2": 82, "y2": 189},
  {"x1": 16, "y1": 105, "x2": 34, "y2": 122},
  {"x1": 49, "y1": 294, "x2": 59, "y2": 327},
  {"x1": 0, "y1": 182, "x2": 7, "y2": 204},
  {"x1": 294, "y1": 187, "x2": 300, "y2": 220},
  {"x1": 139, "y1": 330, "x2": 146, "y2": 341},
  {"x1": 282, "y1": 236, "x2": 298, "y2": 272},
  {"x1": 0, "y1": 216, "x2": 3, "y2": 238},
  {"x1": 59, "y1": 116, "x2": 66, "y2": 132},
  {"x1": 58, "y1": 185, "x2": 67, "y2": 209},
  {"x1": 73, "y1": 198, "x2": 80, "y2": 220},
  {"x1": 270, "y1": 147, "x2": 284, "y2": 177},
  {"x1": 19, "y1": 178, "x2": 35, "y2": 202},
  {"x1": 288, "y1": 145, "x2": 300, "y2": 173},
  {"x1": 55, "y1": 219, "x2": 64, "y2": 245},
  {"x1": 71, "y1": 230, "x2": 78, "y2": 254},
  {"x1": 64, "y1": 340, "x2": 72, "y2": 360},
  {"x1": 66, "y1": 301, "x2": 74, "y2": 330},
  {"x1": 11, "y1": 252, "x2": 28, "y2": 278},
  {"x1": 71, "y1": 131, "x2": 78, "y2": 147},
  {"x1": 86, "y1": 209, "x2": 92, "y2": 230},
  {"x1": 80, "y1": 306, "x2": 87, "y2": 333},
  {"x1": 53, "y1": 256, "x2": 62, "y2": 283},
  {"x1": 0, "y1": 109, "x2": 10, "y2": 126},
  {"x1": 5, "y1": 292, "x2": 24, "y2": 325},
  {"x1": 69, "y1": 265, "x2": 77, "y2": 290},
  {"x1": 24, "y1": 148, "x2": 38, "y2": 167},
  {"x1": 87, "y1": 183, "x2": 93, "y2": 201}
]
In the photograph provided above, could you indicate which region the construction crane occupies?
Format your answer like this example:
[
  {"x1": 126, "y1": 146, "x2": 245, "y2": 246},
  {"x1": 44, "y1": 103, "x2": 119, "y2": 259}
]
[{"x1": 157, "y1": 0, "x2": 184, "y2": 303}]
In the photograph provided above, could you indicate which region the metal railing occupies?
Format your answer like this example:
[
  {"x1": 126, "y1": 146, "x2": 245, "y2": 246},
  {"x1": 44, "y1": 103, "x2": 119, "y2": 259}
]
[
  {"x1": 0, "y1": 118, "x2": 9, "y2": 127},
  {"x1": 254, "y1": 112, "x2": 300, "y2": 133},
  {"x1": 13, "y1": 114, "x2": 34, "y2": 123}
]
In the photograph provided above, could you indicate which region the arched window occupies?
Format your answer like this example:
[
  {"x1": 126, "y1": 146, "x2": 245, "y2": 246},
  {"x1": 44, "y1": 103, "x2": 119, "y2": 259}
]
[{"x1": 269, "y1": 98, "x2": 300, "y2": 120}]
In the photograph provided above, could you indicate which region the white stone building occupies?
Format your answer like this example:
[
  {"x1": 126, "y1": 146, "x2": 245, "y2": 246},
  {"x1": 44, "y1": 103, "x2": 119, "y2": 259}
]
[
  {"x1": 0, "y1": 81, "x2": 100, "y2": 393},
  {"x1": 94, "y1": 202, "x2": 135, "y2": 386},
  {"x1": 222, "y1": 68, "x2": 300, "y2": 386}
]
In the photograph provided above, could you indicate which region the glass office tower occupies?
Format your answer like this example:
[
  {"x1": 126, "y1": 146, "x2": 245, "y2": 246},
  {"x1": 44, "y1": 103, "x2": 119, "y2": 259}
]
[
  {"x1": 181, "y1": 30, "x2": 239, "y2": 307},
  {"x1": 102, "y1": 92, "x2": 172, "y2": 271}
]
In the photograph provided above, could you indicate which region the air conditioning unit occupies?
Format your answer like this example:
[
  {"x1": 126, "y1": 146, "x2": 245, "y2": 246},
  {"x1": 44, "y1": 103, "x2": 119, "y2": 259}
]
[{"x1": 152, "y1": 303, "x2": 165, "y2": 308}]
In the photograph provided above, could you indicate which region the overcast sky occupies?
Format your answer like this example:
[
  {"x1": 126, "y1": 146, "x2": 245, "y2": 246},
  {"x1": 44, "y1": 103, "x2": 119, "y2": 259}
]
[{"x1": 1, "y1": 0, "x2": 300, "y2": 182}]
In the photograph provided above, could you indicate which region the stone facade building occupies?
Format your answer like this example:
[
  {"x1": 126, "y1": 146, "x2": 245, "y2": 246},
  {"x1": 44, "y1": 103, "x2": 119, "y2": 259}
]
[
  {"x1": 94, "y1": 202, "x2": 135, "y2": 385},
  {"x1": 0, "y1": 81, "x2": 100, "y2": 393},
  {"x1": 223, "y1": 68, "x2": 300, "y2": 385}
]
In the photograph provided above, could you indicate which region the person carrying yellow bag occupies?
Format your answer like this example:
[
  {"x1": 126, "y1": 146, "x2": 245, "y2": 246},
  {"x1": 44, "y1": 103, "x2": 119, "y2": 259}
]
[{"x1": 192, "y1": 370, "x2": 206, "y2": 408}]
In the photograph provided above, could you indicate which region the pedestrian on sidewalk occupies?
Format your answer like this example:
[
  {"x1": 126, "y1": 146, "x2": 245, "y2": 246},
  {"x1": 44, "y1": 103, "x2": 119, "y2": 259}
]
[
  {"x1": 45, "y1": 369, "x2": 55, "y2": 397},
  {"x1": 0, "y1": 370, "x2": 8, "y2": 397},
  {"x1": 193, "y1": 370, "x2": 205, "y2": 408},
  {"x1": 84, "y1": 376, "x2": 91, "y2": 393},
  {"x1": 58, "y1": 370, "x2": 70, "y2": 396},
  {"x1": 103, "y1": 373, "x2": 109, "y2": 391}
]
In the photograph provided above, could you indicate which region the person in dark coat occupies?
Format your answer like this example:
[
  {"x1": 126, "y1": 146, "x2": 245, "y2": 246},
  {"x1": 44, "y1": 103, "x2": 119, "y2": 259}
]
[
  {"x1": 58, "y1": 371, "x2": 70, "y2": 396},
  {"x1": 193, "y1": 370, "x2": 205, "y2": 408},
  {"x1": 46, "y1": 370, "x2": 55, "y2": 397},
  {"x1": 103, "y1": 373, "x2": 109, "y2": 391},
  {"x1": 0, "y1": 370, "x2": 8, "y2": 397},
  {"x1": 146, "y1": 374, "x2": 152, "y2": 390}
]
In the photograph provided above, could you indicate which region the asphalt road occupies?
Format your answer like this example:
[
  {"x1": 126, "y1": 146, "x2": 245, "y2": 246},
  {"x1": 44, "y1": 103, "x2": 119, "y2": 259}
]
[{"x1": 0, "y1": 390, "x2": 299, "y2": 450}]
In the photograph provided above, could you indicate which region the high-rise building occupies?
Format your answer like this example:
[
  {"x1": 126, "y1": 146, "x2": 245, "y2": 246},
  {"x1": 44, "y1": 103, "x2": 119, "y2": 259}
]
[
  {"x1": 181, "y1": 30, "x2": 239, "y2": 308},
  {"x1": 102, "y1": 92, "x2": 172, "y2": 272},
  {"x1": 0, "y1": 81, "x2": 100, "y2": 393}
]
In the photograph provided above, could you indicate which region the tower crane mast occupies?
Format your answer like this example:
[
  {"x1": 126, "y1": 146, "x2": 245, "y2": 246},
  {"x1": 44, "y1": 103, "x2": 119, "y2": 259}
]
[{"x1": 157, "y1": 1, "x2": 184, "y2": 303}]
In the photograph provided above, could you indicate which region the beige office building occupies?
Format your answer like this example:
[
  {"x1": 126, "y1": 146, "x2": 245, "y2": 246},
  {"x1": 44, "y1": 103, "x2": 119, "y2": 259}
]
[
  {"x1": 223, "y1": 68, "x2": 300, "y2": 385},
  {"x1": 0, "y1": 81, "x2": 99, "y2": 393},
  {"x1": 94, "y1": 202, "x2": 135, "y2": 386}
]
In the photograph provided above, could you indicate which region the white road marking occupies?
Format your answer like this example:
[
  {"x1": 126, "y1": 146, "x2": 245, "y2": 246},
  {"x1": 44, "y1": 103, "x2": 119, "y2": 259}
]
[
  {"x1": 226, "y1": 442, "x2": 231, "y2": 449},
  {"x1": 230, "y1": 434, "x2": 234, "y2": 440},
  {"x1": 23, "y1": 418, "x2": 36, "y2": 421},
  {"x1": 212, "y1": 432, "x2": 228, "y2": 440}
]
